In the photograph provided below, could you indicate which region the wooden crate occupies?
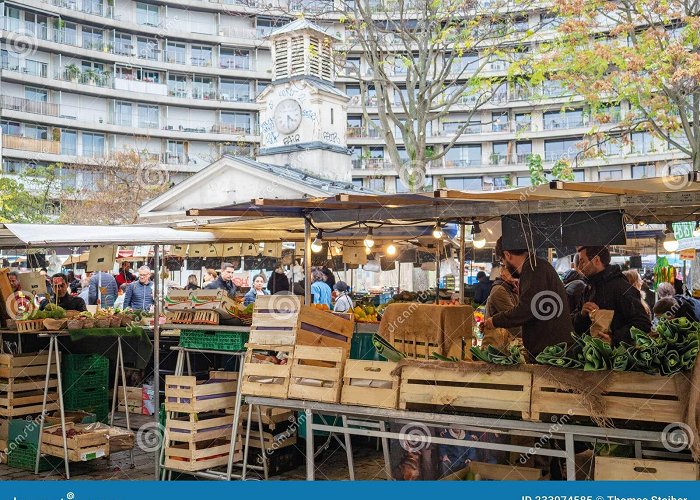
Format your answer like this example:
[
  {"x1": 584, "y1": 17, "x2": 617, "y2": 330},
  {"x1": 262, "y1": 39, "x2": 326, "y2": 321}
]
[
  {"x1": 90, "y1": 424, "x2": 135, "y2": 454},
  {"x1": 441, "y1": 461, "x2": 543, "y2": 480},
  {"x1": 192, "y1": 310, "x2": 219, "y2": 325},
  {"x1": 288, "y1": 345, "x2": 345, "y2": 403},
  {"x1": 190, "y1": 289, "x2": 238, "y2": 319},
  {"x1": 0, "y1": 352, "x2": 59, "y2": 379},
  {"x1": 531, "y1": 371, "x2": 683, "y2": 424},
  {"x1": 164, "y1": 290, "x2": 193, "y2": 310},
  {"x1": 240, "y1": 344, "x2": 293, "y2": 399},
  {"x1": 42, "y1": 423, "x2": 109, "y2": 461},
  {"x1": 594, "y1": 456, "x2": 699, "y2": 480},
  {"x1": 239, "y1": 406, "x2": 294, "y2": 428},
  {"x1": 246, "y1": 427, "x2": 297, "y2": 450},
  {"x1": 164, "y1": 438, "x2": 241, "y2": 472},
  {"x1": 166, "y1": 412, "x2": 238, "y2": 444},
  {"x1": 166, "y1": 311, "x2": 194, "y2": 324},
  {"x1": 340, "y1": 360, "x2": 399, "y2": 409},
  {"x1": 15, "y1": 319, "x2": 45, "y2": 333},
  {"x1": 165, "y1": 375, "x2": 236, "y2": 413},
  {"x1": 399, "y1": 364, "x2": 532, "y2": 419},
  {"x1": 249, "y1": 296, "x2": 354, "y2": 350}
]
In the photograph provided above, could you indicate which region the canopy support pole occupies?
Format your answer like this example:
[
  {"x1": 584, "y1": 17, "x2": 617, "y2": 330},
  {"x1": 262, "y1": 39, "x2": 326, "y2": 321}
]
[
  {"x1": 459, "y1": 221, "x2": 466, "y2": 305},
  {"x1": 153, "y1": 243, "x2": 161, "y2": 478},
  {"x1": 435, "y1": 238, "x2": 440, "y2": 304},
  {"x1": 304, "y1": 218, "x2": 312, "y2": 305}
]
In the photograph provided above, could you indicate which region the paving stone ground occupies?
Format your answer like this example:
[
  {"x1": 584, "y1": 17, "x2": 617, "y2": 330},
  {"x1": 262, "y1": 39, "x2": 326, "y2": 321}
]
[{"x1": 0, "y1": 413, "x2": 387, "y2": 481}]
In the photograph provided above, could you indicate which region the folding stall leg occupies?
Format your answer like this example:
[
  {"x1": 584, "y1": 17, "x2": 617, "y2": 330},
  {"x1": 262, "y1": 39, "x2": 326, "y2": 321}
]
[
  {"x1": 564, "y1": 432, "x2": 576, "y2": 481},
  {"x1": 241, "y1": 403, "x2": 254, "y2": 480},
  {"x1": 305, "y1": 409, "x2": 314, "y2": 481},
  {"x1": 117, "y1": 338, "x2": 135, "y2": 468},
  {"x1": 185, "y1": 351, "x2": 192, "y2": 376},
  {"x1": 159, "y1": 348, "x2": 186, "y2": 480},
  {"x1": 340, "y1": 416, "x2": 355, "y2": 481},
  {"x1": 379, "y1": 421, "x2": 391, "y2": 480},
  {"x1": 255, "y1": 405, "x2": 269, "y2": 480},
  {"x1": 226, "y1": 351, "x2": 246, "y2": 481}
]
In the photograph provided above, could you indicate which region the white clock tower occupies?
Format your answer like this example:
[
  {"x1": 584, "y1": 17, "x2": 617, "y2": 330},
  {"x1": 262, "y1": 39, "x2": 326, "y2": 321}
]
[{"x1": 256, "y1": 19, "x2": 352, "y2": 183}]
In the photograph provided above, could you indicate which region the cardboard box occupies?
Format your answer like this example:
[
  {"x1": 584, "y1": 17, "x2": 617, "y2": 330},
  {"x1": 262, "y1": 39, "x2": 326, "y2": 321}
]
[{"x1": 142, "y1": 385, "x2": 155, "y2": 415}]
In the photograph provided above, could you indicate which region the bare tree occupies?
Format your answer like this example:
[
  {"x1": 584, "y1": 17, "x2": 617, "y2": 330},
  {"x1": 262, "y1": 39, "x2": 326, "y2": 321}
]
[
  {"x1": 333, "y1": 0, "x2": 541, "y2": 188},
  {"x1": 59, "y1": 151, "x2": 171, "y2": 225}
]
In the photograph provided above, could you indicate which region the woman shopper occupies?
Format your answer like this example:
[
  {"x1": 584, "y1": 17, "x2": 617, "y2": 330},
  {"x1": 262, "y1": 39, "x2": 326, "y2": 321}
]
[
  {"x1": 311, "y1": 268, "x2": 332, "y2": 308},
  {"x1": 185, "y1": 274, "x2": 200, "y2": 290},
  {"x1": 333, "y1": 281, "x2": 353, "y2": 313},
  {"x1": 623, "y1": 269, "x2": 651, "y2": 318},
  {"x1": 244, "y1": 274, "x2": 269, "y2": 306},
  {"x1": 203, "y1": 268, "x2": 218, "y2": 287}
]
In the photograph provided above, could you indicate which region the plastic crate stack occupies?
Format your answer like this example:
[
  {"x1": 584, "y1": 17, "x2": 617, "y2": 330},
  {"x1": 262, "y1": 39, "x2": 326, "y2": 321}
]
[
  {"x1": 6, "y1": 419, "x2": 62, "y2": 472},
  {"x1": 62, "y1": 354, "x2": 110, "y2": 422}
]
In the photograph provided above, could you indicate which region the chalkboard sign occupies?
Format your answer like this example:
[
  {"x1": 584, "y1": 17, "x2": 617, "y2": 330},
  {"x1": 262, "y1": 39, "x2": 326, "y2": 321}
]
[{"x1": 502, "y1": 210, "x2": 625, "y2": 253}]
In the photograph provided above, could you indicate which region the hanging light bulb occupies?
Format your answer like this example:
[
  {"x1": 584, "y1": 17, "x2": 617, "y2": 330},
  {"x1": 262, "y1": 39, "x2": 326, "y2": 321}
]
[
  {"x1": 471, "y1": 219, "x2": 486, "y2": 248},
  {"x1": 364, "y1": 228, "x2": 375, "y2": 248},
  {"x1": 432, "y1": 221, "x2": 444, "y2": 239},
  {"x1": 365, "y1": 246, "x2": 371, "y2": 255},
  {"x1": 663, "y1": 223, "x2": 679, "y2": 253},
  {"x1": 333, "y1": 244, "x2": 342, "y2": 256},
  {"x1": 693, "y1": 221, "x2": 700, "y2": 238},
  {"x1": 386, "y1": 244, "x2": 397, "y2": 256},
  {"x1": 311, "y1": 230, "x2": 323, "y2": 253}
]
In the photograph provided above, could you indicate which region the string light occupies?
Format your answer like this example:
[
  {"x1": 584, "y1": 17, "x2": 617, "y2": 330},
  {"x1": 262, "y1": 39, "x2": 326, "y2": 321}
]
[
  {"x1": 432, "y1": 221, "x2": 443, "y2": 239},
  {"x1": 311, "y1": 230, "x2": 323, "y2": 253},
  {"x1": 386, "y1": 244, "x2": 397, "y2": 256},
  {"x1": 472, "y1": 220, "x2": 486, "y2": 248},
  {"x1": 663, "y1": 223, "x2": 679, "y2": 253},
  {"x1": 364, "y1": 228, "x2": 375, "y2": 248}
]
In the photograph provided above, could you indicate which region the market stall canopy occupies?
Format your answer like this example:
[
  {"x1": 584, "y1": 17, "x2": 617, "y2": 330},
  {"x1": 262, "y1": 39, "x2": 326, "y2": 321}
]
[
  {"x1": 185, "y1": 175, "x2": 700, "y2": 224},
  {"x1": 0, "y1": 224, "x2": 222, "y2": 249}
]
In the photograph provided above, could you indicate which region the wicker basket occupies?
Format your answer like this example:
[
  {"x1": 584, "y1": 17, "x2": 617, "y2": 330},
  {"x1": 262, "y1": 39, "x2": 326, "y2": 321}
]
[
  {"x1": 66, "y1": 319, "x2": 84, "y2": 330},
  {"x1": 95, "y1": 318, "x2": 111, "y2": 328},
  {"x1": 121, "y1": 315, "x2": 135, "y2": 327},
  {"x1": 82, "y1": 319, "x2": 95, "y2": 329},
  {"x1": 43, "y1": 318, "x2": 67, "y2": 331},
  {"x1": 110, "y1": 316, "x2": 122, "y2": 328}
]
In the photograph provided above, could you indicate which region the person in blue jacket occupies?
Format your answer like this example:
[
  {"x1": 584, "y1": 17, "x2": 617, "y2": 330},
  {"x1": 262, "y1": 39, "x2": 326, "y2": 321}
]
[
  {"x1": 244, "y1": 274, "x2": 269, "y2": 306},
  {"x1": 88, "y1": 271, "x2": 119, "y2": 308},
  {"x1": 123, "y1": 266, "x2": 154, "y2": 311},
  {"x1": 311, "y1": 268, "x2": 332, "y2": 308}
]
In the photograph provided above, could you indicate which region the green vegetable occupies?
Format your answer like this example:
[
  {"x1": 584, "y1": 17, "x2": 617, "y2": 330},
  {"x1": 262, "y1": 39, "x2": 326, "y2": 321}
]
[{"x1": 470, "y1": 345, "x2": 524, "y2": 365}]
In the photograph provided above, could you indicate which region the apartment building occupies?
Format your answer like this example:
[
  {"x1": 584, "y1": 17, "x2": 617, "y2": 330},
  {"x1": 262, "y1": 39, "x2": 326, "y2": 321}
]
[{"x1": 0, "y1": 0, "x2": 692, "y2": 196}]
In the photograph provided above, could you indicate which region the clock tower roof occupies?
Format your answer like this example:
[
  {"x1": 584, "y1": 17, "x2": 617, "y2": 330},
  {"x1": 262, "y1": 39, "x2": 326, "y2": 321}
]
[{"x1": 267, "y1": 18, "x2": 337, "y2": 83}]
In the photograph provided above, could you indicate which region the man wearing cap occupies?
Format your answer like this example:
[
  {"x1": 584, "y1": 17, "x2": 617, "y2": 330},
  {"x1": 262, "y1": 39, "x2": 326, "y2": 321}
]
[{"x1": 333, "y1": 281, "x2": 353, "y2": 313}]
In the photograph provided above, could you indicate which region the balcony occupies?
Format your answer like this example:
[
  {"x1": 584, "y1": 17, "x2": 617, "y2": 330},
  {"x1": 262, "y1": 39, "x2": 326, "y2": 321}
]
[
  {"x1": 160, "y1": 152, "x2": 191, "y2": 166},
  {"x1": 491, "y1": 122, "x2": 509, "y2": 133},
  {"x1": 544, "y1": 151, "x2": 573, "y2": 162},
  {"x1": 0, "y1": 95, "x2": 60, "y2": 117},
  {"x1": 51, "y1": 0, "x2": 115, "y2": 18},
  {"x1": 114, "y1": 77, "x2": 167, "y2": 96},
  {"x1": 515, "y1": 121, "x2": 532, "y2": 132},
  {"x1": 192, "y1": 88, "x2": 217, "y2": 100},
  {"x1": 220, "y1": 59, "x2": 252, "y2": 71},
  {"x1": 352, "y1": 158, "x2": 393, "y2": 170},
  {"x1": 52, "y1": 29, "x2": 78, "y2": 46},
  {"x1": 164, "y1": 51, "x2": 186, "y2": 64},
  {"x1": 514, "y1": 152, "x2": 531, "y2": 164},
  {"x1": 1, "y1": 58, "x2": 48, "y2": 78},
  {"x1": 1, "y1": 135, "x2": 61, "y2": 154},
  {"x1": 211, "y1": 123, "x2": 253, "y2": 135},
  {"x1": 113, "y1": 43, "x2": 135, "y2": 57},
  {"x1": 346, "y1": 127, "x2": 380, "y2": 139},
  {"x1": 510, "y1": 87, "x2": 535, "y2": 101},
  {"x1": 191, "y1": 57, "x2": 213, "y2": 67},
  {"x1": 163, "y1": 124, "x2": 208, "y2": 134},
  {"x1": 444, "y1": 159, "x2": 479, "y2": 168},
  {"x1": 489, "y1": 154, "x2": 509, "y2": 166},
  {"x1": 491, "y1": 91, "x2": 508, "y2": 105},
  {"x1": 544, "y1": 116, "x2": 587, "y2": 130}
]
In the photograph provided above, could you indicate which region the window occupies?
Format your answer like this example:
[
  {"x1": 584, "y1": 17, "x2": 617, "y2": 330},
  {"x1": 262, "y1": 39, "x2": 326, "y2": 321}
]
[
  {"x1": 221, "y1": 112, "x2": 252, "y2": 134},
  {"x1": 25, "y1": 125, "x2": 48, "y2": 140},
  {"x1": 1, "y1": 120, "x2": 21, "y2": 136},
  {"x1": 3, "y1": 159, "x2": 25, "y2": 175},
  {"x1": 350, "y1": 147, "x2": 362, "y2": 168},
  {"x1": 82, "y1": 132, "x2": 105, "y2": 157},
  {"x1": 491, "y1": 142, "x2": 509, "y2": 164},
  {"x1": 368, "y1": 178, "x2": 386, "y2": 192},
  {"x1": 600, "y1": 136, "x2": 624, "y2": 156},
  {"x1": 444, "y1": 176, "x2": 482, "y2": 190},
  {"x1": 541, "y1": 79, "x2": 567, "y2": 97},
  {"x1": 114, "y1": 33, "x2": 133, "y2": 56},
  {"x1": 598, "y1": 169, "x2": 623, "y2": 181},
  {"x1": 25, "y1": 87, "x2": 48, "y2": 102},
  {"x1": 573, "y1": 170, "x2": 585, "y2": 182},
  {"x1": 219, "y1": 79, "x2": 251, "y2": 102},
  {"x1": 114, "y1": 101, "x2": 132, "y2": 126},
  {"x1": 165, "y1": 43, "x2": 186, "y2": 64},
  {"x1": 543, "y1": 109, "x2": 584, "y2": 130},
  {"x1": 81, "y1": 27, "x2": 104, "y2": 50},
  {"x1": 136, "y1": 2, "x2": 160, "y2": 26},
  {"x1": 24, "y1": 12, "x2": 48, "y2": 40},
  {"x1": 444, "y1": 145, "x2": 481, "y2": 167},
  {"x1": 515, "y1": 141, "x2": 532, "y2": 163},
  {"x1": 61, "y1": 129, "x2": 77, "y2": 155},
  {"x1": 81, "y1": 0, "x2": 103, "y2": 16},
  {"x1": 515, "y1": 113, "x2": 531, "y2": 132},
  {"x1": 54, "y1": 21, "x2": 77, "y2": 45},
  {"x1": 166, "y1": 141, "x2": 186, "y2": 163},
  {"x1": 492, "y1": 112, "x2": 509, "y2": 132},
  {"x1": 632, "y1": 164, "x2": 656, "y2": 179},
  {"x1": 191, "y1": 45, "x2": 213, "y2": 67},
  {"x1": 346, "y1": 85, "x2": 361, "y2": 97},
  {"x1": 220, "y1": 48, "x2": 250, "y2": 70},
  {"x1": 138, "y1": 69, "x2": 161, "y2": 83},
  {"x1": 352, "y1": 178, "x2": 363, "y2": 189},
  {"x1": 3, "y1": 6, "x2": 20, "y2": 32},
  {"x1": 449, "y1": 52, "x2": 478, "y2": 74},
  {"x1": 396, "y1": 176, "x2": 431, "y2": 193},
  {"x1": 631, "y1": 131, "x2": 655, "y2": 154},
  {"x1": 137, "y1": 37, "x2": 159, "y2": 60},
  {"x1": 544, "y1": 137, "x2": 582, "y2": 162},
  {"x1": 256, "y1": 17, "x2": 287, "y2": 37},
  {"x1": 517, "y1": 176, "x2": 532, "y2": 187},
  {"x1": 168, "y1": 74, "x2": 187, "y2": 97},
  {"x1": 193, "y1": 76, "x2": 214, "y2": 99},
  {"x1": 512, "y1": 15, "x2": 529, "y2": 32},
  {"x1": 346, "y1": 56, "x2": 361, "y2": 75},
  {"x1": 81, "y1": 60, "x2": 105, "y2": 73},
  {"x1": 138, "y1": 104, "x2": 159, "y2": 128},
  {"x1": 256, "y1": 81, "x2": 269, "y2": 96}
]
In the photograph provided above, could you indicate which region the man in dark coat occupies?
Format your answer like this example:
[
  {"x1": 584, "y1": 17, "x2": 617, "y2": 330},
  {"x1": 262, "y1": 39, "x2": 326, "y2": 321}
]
[
  {"x1": 573, "y1": 246, "x2": 652, "y2": 345},
  {"x1": 473, "y1": 271, "x2": 492, "y2": 305},
  {"x1": 483, "y1": 238, "x2": 572, "y2": 360},
  {"x1": 204, "y1": 262, "x2": 237, "y2": 298}
]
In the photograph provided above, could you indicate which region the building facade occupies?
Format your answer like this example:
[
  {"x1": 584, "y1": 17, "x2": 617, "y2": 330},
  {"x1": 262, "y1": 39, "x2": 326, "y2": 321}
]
[{"x1": 0, "y1": 0, "x2": 692, "y2": 199}]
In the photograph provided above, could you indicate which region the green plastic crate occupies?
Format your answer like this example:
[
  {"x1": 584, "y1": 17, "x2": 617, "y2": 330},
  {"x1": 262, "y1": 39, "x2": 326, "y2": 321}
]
[
  {"x1": 350, "y1": 332, "x2": 382, "y2": 361},
  {"x1": 7, "y1": 442, "x2": 62, "y2": 472},
  {"x1": 62, "y1": 353, "x2": 109, "y2": 373},
  {"x1": 62, "y1": 369, "x2": 109, "y2": 390},
  {"x1": 179, "y1": 329, "x2": 249, "y2": 352}
]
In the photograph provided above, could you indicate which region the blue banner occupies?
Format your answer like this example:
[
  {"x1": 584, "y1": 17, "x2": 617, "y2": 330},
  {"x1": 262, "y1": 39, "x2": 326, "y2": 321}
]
[{"x1": 0, "y1": 481, "x2": 698, "y2": 500}]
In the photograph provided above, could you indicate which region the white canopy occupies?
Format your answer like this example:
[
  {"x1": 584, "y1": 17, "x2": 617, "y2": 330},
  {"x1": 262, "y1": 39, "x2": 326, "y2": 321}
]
[{"x1": 0, "y1": 224, "x2": 221, "y2": 249}]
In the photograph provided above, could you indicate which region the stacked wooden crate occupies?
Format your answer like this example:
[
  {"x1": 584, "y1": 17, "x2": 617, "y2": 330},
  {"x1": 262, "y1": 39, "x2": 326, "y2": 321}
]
[
  {"x1": 239, "y1": 406, "x2": 301, "y2": 475},
  {"x1": 163, "y1": 371, "x2": 241, "y2": 472},
  {"x1": 242, "y1": 295, "x2": 354, "y2": 403},
  {"x1": 0, "y1": 352, "x2": 60, "y2": 418},
  {"x1": 116, "y1": 386, "x2": 143, "y2": 414}
]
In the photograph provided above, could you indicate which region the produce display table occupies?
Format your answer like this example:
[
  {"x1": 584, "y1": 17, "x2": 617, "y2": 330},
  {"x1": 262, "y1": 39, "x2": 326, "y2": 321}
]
[{"x1": 244, "y1": 396, "x2": 673, "y2": 481}]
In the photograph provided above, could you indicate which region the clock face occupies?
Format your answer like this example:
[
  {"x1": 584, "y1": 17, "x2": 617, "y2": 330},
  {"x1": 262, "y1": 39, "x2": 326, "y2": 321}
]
[{"x1": 273, "y1": 99, "x2": 302, "y2": 135}]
